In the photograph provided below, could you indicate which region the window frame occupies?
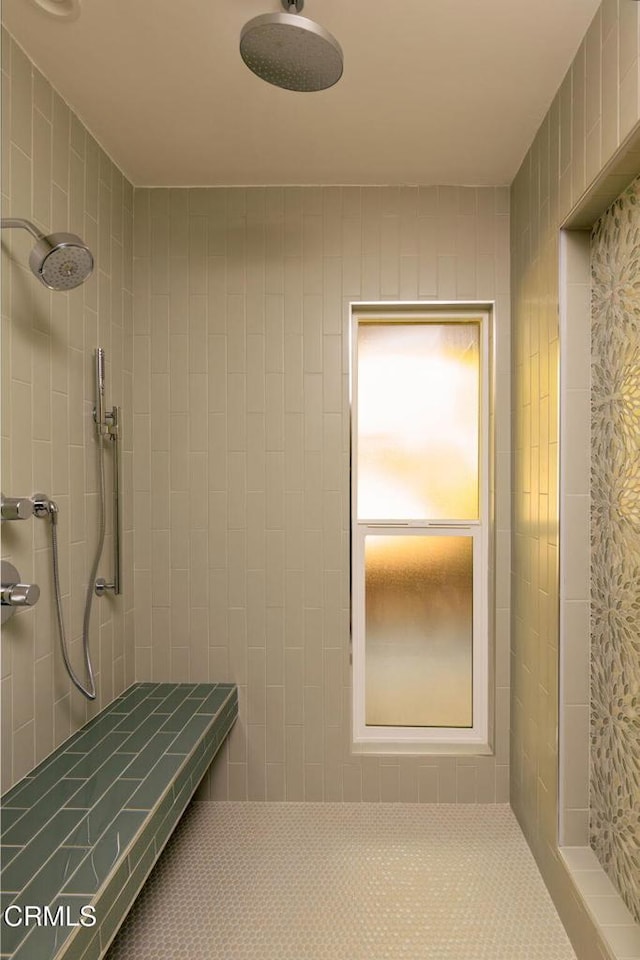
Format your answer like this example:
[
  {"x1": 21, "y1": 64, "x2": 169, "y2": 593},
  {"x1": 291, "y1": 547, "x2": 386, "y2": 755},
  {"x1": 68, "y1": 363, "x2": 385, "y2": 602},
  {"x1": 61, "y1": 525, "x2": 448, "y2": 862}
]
[{"x1": 350, "y1": 304, "x2": 493, "y2": 754}]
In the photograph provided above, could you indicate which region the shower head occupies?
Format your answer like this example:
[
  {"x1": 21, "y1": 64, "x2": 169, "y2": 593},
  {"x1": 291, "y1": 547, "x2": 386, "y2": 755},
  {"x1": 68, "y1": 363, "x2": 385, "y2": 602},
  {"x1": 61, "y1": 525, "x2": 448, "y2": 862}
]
[
  {"x1": 30, "y1": 233, "x2": 94, "y2": 291},
  {"x1": 1, "y1": 218, "x2": 94, "y2": 290},
  {"x1": 240, "y1": 0, "x2": 343, "y2": 92}
]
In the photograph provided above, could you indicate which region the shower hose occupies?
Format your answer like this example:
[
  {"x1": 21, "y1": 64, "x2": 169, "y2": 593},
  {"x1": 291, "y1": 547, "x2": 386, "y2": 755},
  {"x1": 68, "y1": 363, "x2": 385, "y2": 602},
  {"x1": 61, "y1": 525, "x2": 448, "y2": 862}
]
[{"x1": 42, "y1": 433, "x2": 108, "y2": 701}]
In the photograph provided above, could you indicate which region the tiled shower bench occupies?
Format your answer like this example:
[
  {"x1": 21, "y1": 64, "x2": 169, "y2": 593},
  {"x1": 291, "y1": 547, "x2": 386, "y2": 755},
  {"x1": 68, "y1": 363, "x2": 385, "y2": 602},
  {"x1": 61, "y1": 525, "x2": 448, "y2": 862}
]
[{"x1": 0, "y1": 681, "x2": 238, "y2": 960}]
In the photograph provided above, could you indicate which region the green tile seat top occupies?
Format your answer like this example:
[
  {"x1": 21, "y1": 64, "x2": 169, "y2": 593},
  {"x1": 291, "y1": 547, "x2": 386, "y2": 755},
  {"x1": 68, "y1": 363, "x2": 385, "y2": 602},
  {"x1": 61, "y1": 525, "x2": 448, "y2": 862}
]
[{"x1": 0, "y1": 682, "x2": 238, "y2": 960}]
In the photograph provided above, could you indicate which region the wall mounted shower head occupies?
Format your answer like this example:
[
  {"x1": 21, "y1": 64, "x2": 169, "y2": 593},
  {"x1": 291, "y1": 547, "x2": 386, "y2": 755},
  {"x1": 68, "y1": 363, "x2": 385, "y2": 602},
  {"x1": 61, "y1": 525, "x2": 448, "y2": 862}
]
[
  {"x1": 30, "y1": 233, "x2": 94, "y2": 291},
  {"x1": 240, "y1": 0, "x2": 343, "y2": 92},
  {"x1": 1, "y1": 217, "x2": 94, "y2": 290}
]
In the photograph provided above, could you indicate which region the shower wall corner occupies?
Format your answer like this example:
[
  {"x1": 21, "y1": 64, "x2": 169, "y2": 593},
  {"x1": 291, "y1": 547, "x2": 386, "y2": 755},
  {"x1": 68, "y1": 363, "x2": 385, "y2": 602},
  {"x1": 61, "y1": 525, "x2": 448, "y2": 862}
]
[{"x1": 0, "y1": 27, "x2": 135, "y2": 793}]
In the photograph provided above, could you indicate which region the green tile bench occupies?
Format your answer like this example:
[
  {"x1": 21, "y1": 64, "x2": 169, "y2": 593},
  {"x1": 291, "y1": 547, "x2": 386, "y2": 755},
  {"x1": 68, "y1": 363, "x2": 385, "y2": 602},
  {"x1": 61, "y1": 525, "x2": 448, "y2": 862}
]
[{"x1": 0, "y1": 681, "x2": 238, "y2": 960}]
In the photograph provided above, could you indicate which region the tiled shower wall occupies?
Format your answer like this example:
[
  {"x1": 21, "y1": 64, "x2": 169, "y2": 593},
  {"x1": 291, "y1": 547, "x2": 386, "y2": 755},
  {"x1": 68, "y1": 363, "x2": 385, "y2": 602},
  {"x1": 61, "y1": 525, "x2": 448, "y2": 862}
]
[
  {"x1": 132, "y1": 185, "x2": 511, "y2": 803},
  {"x1": 510, "y1": 0, "x2": 640, "y2": 955},
  {"x1": 590, "y1": 175, "x2": 640, "y2": 924},
  {"x1": 0, "y1": 30, "x2": 135, "y2": 792}
]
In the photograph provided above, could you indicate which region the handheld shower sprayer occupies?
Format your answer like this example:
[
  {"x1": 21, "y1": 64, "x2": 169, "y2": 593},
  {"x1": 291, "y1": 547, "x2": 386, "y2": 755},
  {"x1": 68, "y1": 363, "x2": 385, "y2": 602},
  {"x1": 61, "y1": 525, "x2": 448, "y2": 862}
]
[
  {"x1": 1, "y1": 217, "x2": 94, "y2": 290},
  {"x1": 95, "y1": 347, "x2": 107, "y2": 435},
  {"x1": 93, "y1": 348, "x2": 121, "y2": 597}
]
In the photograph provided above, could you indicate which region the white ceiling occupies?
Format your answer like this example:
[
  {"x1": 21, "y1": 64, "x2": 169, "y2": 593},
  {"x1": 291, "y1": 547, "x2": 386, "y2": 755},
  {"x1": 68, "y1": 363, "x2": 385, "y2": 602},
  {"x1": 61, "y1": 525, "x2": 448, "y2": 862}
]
[{"x1": 2, "y1": 0, "x2": 600, "y2": 187}]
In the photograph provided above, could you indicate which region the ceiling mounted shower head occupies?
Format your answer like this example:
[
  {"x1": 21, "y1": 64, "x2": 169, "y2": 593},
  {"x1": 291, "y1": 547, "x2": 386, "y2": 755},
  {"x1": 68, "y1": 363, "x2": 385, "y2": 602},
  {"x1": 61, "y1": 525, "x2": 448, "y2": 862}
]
[
  {"x1": 240, "y1": 0, "x2": 343, "y2": 92},
  {"x1": 1, "y1": 218, "x2": 94, "y2": 290}
]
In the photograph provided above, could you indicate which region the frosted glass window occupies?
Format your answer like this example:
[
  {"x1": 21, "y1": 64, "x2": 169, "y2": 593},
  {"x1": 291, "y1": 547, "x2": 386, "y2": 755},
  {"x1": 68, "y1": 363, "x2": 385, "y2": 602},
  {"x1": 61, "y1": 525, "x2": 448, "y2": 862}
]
[
  {"x1": 357, "y1": 322, "x2": 480, "y2": 520},
  {"x1": 351, "y1": 307, "x2": 491, "y2": 749},
  {"x1": 364, "y1": 535, "x2": 473, "y2": 728}
]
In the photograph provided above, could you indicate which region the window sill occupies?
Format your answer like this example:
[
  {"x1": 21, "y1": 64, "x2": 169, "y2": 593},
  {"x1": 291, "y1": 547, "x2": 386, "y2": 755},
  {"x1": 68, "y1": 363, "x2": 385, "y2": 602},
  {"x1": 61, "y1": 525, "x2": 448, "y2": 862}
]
[{"x1": 351, "y1": 740, "x2": 494, "y2": 757}]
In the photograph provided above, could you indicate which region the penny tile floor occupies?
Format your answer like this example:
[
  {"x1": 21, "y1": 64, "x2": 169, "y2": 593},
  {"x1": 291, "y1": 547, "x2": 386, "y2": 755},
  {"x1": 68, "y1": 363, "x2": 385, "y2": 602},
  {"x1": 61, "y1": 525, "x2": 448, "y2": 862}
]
[{"x1": 107, "y1": 801, "x2": 576, "y2": 960}]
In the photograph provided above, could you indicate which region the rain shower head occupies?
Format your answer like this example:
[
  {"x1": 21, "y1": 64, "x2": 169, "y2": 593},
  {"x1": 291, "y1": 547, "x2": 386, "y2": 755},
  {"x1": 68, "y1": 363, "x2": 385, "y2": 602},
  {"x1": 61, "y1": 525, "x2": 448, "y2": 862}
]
[
  {"x1": 240, "y1": 0, "x2": 343, "y2": 92},
  {"x1": 1, "y1": 218, "x2": 94, "y2": 290}
]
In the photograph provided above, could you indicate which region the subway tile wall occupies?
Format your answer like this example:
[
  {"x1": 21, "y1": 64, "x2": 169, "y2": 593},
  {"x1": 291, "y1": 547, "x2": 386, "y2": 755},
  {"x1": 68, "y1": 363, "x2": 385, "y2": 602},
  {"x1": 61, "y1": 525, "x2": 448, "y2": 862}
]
[
  {"x1": 2, "y1": 33, "x2": 513, "y2": 808},
  {"x1": 133, "y1": 184, "x2": 512, "y2": 803},
  {"x1": 510, "y1": 0, "x2": 639, "y2": 956},
  {"x1": 1, "y1": 30, "x2": 135, "y2": 792}
]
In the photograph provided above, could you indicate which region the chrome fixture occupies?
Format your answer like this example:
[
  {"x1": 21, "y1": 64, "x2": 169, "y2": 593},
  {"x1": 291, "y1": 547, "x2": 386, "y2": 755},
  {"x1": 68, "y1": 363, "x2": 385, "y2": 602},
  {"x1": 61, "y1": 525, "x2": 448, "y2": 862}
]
[
  {"x1": 240, "y1": 0, "x2": 343, "y2": 92},
  {"x1": 1, "y1": 561, "x2": 40, "y2": 624},
  {"x1": 1, "y1": 494, "x2": 34, "y2": 521},
  {"x1": 2, "y1": 358, "x2": 119, "y2": 699},
  {"x1": 1, "y1": 217, "x2": 93, "y2": 290},
  {"x1": 33, "y1": 494, "x2": 97, "y2": 700},
  {"x1": 29, "y1": 349, "x2": 121, "y2": 701},
  {"x1": 93, "y1": 347, "x2": 121, "y2": 597}
]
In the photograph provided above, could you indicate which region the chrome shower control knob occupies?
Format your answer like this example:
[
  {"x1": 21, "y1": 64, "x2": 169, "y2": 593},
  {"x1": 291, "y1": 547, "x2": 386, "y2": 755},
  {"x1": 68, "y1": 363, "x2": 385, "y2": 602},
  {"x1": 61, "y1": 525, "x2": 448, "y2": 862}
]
[
  {"x1": 0, "y1": 495, "x2": 34, "y2": 520},
  {"x1": 1, "y1": 561, "x2": 40, "y2": 623},
  {"x1": 1, "y1": 582, "x2": 40, "y2": 607}
]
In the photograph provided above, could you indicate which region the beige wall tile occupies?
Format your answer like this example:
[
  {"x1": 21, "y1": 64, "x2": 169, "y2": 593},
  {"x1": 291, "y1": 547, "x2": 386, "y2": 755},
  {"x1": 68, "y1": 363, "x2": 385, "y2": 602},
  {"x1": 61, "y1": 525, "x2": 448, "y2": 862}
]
[
  {"x1": 601, "y1": 25, "x2": 620, "y2": 159},
  {"x1": 437, "y1": 759, "x2": 457, "y2": 803},
  {"x1": 132, "y1": 182, "x2": 511, "y2": 804},
  {"x1": 1, "y1": 31, "x2": 135, "y2": 791},
  {"x1": 561, "y1": 808, "x2": 589, "y2": 846},
  {"x1": 572, "y1": 42, "x2": 587, "y2": 205},
  {"x1": 561, "y1": 495, "x2": 591, "y2": 600},
  {"x1": 586, "y1": 10, "x2": 603, "y2": 134},
  {"x1": 511, "y1": 0, "x2": 640, "y2": 949},
  {"x1": 586, "y1": 119, "x2": 603, "y2": 190},
  {"x1": 563, "y1": 284, "x2": 591, "y2": 389},
  {"x1": 619, "y1": 56, "x2": 639, "y2": 139},
  {"x1": 456, "y1": 762, "x2": 478, "y2": 802},
  {"x1": 561, "y1": 601, "x2": 590, "y2": 706},
  {"x1": 9, "y1": 40, "x2": 32, "y2": 159},
  {"x1": 562, "y1": 704, "x2": 590, "y2": 809}
]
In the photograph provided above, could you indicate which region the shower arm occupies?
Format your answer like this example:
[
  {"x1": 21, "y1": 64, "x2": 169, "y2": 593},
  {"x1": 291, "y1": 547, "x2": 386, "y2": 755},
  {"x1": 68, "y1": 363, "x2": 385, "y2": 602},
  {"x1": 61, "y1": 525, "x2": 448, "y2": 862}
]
[
  {"x1": 1, "y1": 217, "x2": 94, "y2": 291},
  {"x1": 0, "y1": 218, "x2": 46, "y2": 240}
]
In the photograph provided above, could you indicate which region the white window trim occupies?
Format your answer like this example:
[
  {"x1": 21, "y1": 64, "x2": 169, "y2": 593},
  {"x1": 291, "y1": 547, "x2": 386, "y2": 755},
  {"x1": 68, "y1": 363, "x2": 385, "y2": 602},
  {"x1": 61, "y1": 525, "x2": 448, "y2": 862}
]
[{"x1": 350, "y1": 303, "x2": 492, "y2": 754}]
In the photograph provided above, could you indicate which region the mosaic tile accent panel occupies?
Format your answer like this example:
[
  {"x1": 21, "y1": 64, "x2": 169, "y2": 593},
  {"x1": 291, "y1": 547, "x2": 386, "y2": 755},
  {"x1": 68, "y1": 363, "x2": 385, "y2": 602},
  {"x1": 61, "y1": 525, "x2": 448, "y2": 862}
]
[
  {"x1": 590, "y1": 174, "x2": 640, "y2": 924},
  {"x1": 0, "y1": 682, "x2": 238, "y2": 960},
  {"x1": 106, "y1": 801, "x2": 576, "y2": 960},
  {"x1": 510, "y1": 1, "x2": 640, "y2": 955}
]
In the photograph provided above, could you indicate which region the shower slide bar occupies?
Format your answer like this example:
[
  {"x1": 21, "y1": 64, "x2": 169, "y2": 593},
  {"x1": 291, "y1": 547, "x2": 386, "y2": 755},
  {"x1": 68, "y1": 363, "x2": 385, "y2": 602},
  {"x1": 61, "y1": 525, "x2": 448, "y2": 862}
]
[{"x1": 94, "y1": 347, "x2": 121, "y2": 596}]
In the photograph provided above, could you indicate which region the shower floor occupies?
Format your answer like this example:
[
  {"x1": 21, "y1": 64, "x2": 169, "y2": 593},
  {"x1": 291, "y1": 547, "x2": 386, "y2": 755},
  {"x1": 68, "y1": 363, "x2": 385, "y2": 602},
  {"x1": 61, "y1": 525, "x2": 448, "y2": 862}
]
[{"x1": 106, "y1": 801, "x2": 576, "y2": 960}]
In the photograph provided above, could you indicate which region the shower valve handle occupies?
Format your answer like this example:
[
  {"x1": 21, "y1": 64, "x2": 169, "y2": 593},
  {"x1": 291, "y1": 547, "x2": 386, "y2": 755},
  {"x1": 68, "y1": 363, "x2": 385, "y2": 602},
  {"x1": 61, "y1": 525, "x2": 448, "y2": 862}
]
[
  {"x1": 0, "y1": 494, "x2": 34, "y2": 521},
  {"x1": 1, "y1": 561, "x2": 40, "y2": 623},
  {"x1": 1, "y1": 582, "x2": 40, "y2": 607}
]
